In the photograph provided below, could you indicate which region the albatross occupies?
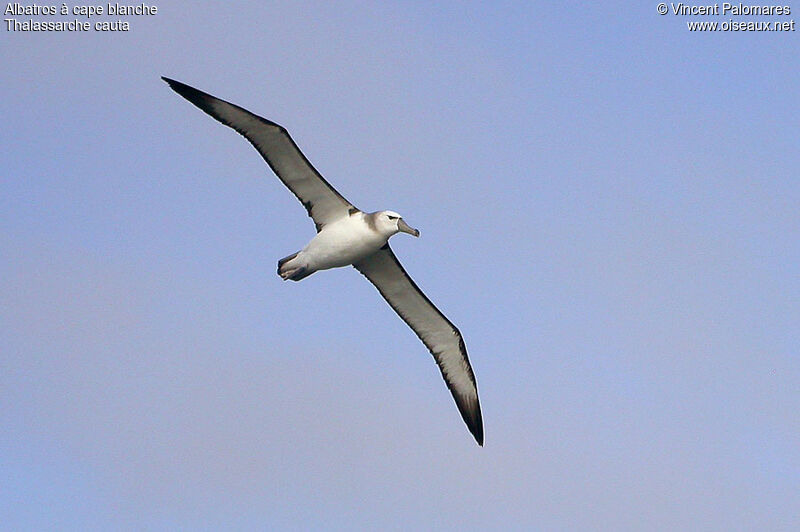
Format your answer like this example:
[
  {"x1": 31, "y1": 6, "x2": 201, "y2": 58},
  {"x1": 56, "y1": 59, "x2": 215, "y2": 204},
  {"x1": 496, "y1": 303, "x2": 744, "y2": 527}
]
[{"x1": 163, "y1": 77, "x2": 483, "y2": 446}]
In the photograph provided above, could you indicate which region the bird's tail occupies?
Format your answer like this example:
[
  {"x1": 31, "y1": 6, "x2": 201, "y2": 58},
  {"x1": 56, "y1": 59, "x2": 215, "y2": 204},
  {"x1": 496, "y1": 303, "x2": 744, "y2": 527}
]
[{"x1": 277, "y1": 252, "x2": 313, "y2": 281}]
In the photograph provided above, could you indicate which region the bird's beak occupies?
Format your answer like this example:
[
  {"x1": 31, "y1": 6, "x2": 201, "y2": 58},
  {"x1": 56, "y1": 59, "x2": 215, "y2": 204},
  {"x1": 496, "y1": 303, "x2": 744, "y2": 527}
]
[{"x1": 397, "y1": 218, "x2": 420, "y2": 237}]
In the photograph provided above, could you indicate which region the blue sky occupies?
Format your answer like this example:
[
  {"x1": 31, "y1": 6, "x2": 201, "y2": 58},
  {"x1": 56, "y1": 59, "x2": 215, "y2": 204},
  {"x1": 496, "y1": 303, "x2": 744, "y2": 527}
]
[{"x1": 2, "y1": 1, "x2": 798, "y2": 530}]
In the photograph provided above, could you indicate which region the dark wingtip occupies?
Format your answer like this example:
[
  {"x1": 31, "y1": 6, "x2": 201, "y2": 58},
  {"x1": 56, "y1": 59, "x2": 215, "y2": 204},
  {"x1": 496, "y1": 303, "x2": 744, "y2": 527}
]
[
  {"x1": 162, "y1": 76, "x2": 206, "y2": 102},
  {"x1": 161, "y1": 77, "x2": 287, "y2": 133},
  {"x1": 469, "y1": 410, "x2": 484, "y2": 446},
  {"x1": 161, "y1": 76, "x2": 228, "y2": 126},
  {"x1": 161, "y1": 76, "x2": 181, "y2": 90},
  {"x1": 455, "y1": 394, "x2": 484, "y2": 446}
]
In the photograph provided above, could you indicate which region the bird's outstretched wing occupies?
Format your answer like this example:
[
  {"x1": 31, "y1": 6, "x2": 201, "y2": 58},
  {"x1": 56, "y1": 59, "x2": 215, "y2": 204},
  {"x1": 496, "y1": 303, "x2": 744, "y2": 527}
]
[
  {"x1": 163, "y1": 77, "x2": 355, "y2": 231},
  {"x1": 354, "y1": 245, "x2": 483, "y2": 445}
]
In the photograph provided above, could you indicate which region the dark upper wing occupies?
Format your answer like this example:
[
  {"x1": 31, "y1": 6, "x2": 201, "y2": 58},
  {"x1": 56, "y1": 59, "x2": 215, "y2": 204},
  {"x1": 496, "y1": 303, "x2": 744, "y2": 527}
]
[
  {"x1": 163, "y1": 77, "x2": 355, "y2": 231},
  {"x1": 354, "y1": 245, "x2": 483, "y2": 446}
]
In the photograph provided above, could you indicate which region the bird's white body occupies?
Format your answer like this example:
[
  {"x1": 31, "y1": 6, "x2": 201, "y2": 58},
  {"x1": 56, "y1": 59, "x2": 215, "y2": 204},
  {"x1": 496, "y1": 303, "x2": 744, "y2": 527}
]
[
  {"x1": 279, "y1": 210, "x2": 416, "y2": 281},
  {"x1": 302, "y1": 212, "x2": 388, "y2": 270}
]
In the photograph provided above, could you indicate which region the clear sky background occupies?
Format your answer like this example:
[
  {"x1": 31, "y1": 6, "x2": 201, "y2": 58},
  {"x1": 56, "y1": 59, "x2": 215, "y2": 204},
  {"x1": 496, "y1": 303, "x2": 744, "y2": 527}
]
[{"x1": 2, "y1": 1, "x2": 798, "y2": 530}]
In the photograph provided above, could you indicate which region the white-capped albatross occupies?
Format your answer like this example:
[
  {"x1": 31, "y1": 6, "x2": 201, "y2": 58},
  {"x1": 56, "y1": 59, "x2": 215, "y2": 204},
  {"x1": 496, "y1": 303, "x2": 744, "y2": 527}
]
[{"x1": 163, "y1": 77, "x2": 483, "y2": 446}]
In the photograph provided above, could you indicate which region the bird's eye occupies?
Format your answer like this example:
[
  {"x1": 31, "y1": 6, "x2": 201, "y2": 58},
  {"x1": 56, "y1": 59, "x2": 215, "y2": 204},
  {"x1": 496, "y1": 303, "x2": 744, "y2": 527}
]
[{"x1": 387, "y1": 215, "x2": 398, "y2": 220}]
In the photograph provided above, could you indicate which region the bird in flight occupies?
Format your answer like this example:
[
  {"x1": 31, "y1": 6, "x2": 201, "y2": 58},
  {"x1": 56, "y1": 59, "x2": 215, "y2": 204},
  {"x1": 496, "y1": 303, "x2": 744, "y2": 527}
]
[{"x1": 163, "y1": 77, "x2": 483, "y2": 445}]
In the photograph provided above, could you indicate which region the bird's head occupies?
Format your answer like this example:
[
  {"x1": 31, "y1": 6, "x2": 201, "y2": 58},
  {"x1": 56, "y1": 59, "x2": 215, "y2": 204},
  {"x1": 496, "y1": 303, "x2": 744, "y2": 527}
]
[{"x1": 375, "y1": 210, "x2": 420, "y2": 238}]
